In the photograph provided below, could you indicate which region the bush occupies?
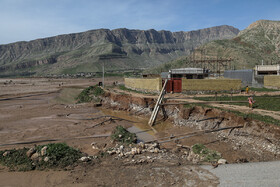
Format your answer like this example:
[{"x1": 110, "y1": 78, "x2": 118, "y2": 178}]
[
  {"x1": 76, "y1": 85, "x2": 104, "y2": 103},
  {"x1": 111, "y1": 126, "x2": 137, "y2": 145},
  {"x1": 0, "y1": 143, "x2": 82, "y2": 171},
  {"x1": 192, "y1": 143, "x2": 221, "y2": 162}
]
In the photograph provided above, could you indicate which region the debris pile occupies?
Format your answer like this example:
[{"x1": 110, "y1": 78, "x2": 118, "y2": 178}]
[{"x1": 106, "y1": 142, "x2": 164, "y2": 157}]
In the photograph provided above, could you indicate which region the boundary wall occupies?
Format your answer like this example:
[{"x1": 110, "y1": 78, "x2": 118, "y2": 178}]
[
  {"x1": 124, "y1": 78, "x2": 162, "y2": 92},
  {"x1": 182, "y1": 79, "x2": 241, "y2": 91},
  {"x1": 264, "y1": 75, "x2": 280, "y2": 89}
]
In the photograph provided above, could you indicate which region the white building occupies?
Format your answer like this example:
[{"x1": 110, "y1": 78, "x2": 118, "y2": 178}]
[{"x1": 255, "y1": 64, "x2": 280, "y2": 75}]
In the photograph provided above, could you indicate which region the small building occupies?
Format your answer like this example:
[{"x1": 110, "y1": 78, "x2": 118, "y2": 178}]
[{"x1": 255, "y1": 64, "x2": 280, "y2": 75}]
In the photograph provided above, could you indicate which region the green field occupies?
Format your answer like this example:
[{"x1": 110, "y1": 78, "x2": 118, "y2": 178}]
[{"x1": 195, "y1": 95, "x2": 280, "y2": 111}]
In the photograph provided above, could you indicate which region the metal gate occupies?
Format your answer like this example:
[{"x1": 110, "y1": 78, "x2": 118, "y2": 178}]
[{"x1": 163, "y1": 78, "x2": 182, "y2": 93}]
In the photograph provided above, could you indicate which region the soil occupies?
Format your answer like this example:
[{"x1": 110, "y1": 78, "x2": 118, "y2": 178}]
[
  {"x1": 0, "y1": 77, "x2": 280, "y2": 186},
  {"x1": 0, "y1": 78, "x2": 217, "y2": 186}
]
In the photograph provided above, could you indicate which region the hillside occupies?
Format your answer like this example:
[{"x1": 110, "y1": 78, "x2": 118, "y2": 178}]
[
  {"x1": 158, "y1": 20, "x2": 280, "y2": 73},
  {"x1": 0, "y1": 26, "x2": 239, "y2": 77}
]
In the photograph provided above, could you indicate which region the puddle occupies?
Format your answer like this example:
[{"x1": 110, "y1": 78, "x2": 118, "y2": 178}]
[{"x1": 101, "y1": 108, "x2": 173, "y2": 138}]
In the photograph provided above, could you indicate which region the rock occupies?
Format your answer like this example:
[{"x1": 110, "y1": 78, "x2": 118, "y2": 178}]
[
  {"x1": 218, "y1": 159, "x2": 227, "y2": 165},
  {"x1": 41, "y1": 146, "x2": 48, "y2": 156},
  {"x1": 138, "y1": 142, "x2": 145, "y2": 148},
  {"x1": 92, "y1": 145, "x2": 99, "y2": 150},
  {"x1": 44, "y1": 157, "x2": 49, "y2": 162},
  {"x1": 131, "y1": 148, "x2": 137, "y2": 155},
  {"x1": 79, "y1": 156, "x2": 90, "y2": 162},
  {"x1": 26, "y1": 147, "x2": 36, "y2": 157},
  {"x1": 3, "y1": 151, "x2": 10, "y2": 157},
  {"x1": 31, "y1": 152, "x2": 40, "y2": 160},
  {"x1": 119, "y1": 145, "x2": 124, "y2": 152},
  {"x1": 154, "y1": 148, "x2": 160, "y2": 153}
]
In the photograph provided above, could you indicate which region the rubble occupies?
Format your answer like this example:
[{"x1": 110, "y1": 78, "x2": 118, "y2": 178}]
[{"x1": 105, "y1": 142, "x2": 164, "y2": 158}]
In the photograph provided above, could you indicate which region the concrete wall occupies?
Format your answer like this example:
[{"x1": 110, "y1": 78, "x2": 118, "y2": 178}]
[
  {"x1": 125, "y1": 78, "x2": 162, "y2": 91},
  {"x1": 224, "y1": 69, "x2": 253, "y2": 86},
  {"x1": 264, "y1": 75, "x2": 280, "y2": 88},
  {"x1": 182, "y1": 78, "x2": 241, "y2": 91}
]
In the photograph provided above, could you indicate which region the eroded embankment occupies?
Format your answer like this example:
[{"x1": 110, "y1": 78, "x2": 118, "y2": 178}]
[{"x1": 102, "y1": 91, "x2": 280, "y2": 161}]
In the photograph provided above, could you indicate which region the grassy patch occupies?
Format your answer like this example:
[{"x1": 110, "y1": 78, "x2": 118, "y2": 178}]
[
  {"x1": 195, "y1": 95, "x2": 280, "y2": 111},
  {"x1": 230, "y1": 110, "x2": 280, "y2": 126},
  {"x1": 243, "y1": 87, "x2": 279, "y2": 92},
  {"x1": 184, "y1": 104, "x2": 280, "y2": 126},
  {"x1": 0, "y1": 143, "x2": 82, "y2": 171},
  {"x1": 76, "y1": 85, "x2": 104, "y2": 103},
  {"x1": 192, "y1": 143, "x2": 221, "y2": 162},
  {"x1": 111, "y1": 126, "x2": 137, "y2": 145}
]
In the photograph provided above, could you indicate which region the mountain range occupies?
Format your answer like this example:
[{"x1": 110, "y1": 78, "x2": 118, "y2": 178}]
[
  {"x1": 0, "y1": 25, "x2": 239, "y2": 77},
  {"x1": 155, "y1": 20, "x2": 280, "y2": 73}
]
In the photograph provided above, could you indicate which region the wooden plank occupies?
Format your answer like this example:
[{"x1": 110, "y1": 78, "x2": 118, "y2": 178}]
[{"x1": 148, "y1": 79, "x2": 168, "y2": 126}]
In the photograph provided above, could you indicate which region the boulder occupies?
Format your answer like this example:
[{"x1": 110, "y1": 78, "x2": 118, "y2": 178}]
[{"x1": 218, "y1": 159, "x2": 227, "y2": 165}]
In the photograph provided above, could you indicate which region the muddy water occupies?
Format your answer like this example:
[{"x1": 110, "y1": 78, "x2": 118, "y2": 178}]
[{"x1": 100, "y1": 108, "x2": 173, "y2": 140}]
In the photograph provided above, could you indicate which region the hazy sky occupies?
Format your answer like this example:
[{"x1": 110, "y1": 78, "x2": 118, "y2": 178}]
[{"x1": 0, "y1": 0, "x2": 279, "y2": 44}]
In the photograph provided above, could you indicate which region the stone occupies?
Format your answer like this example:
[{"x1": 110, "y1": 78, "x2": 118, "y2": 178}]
[
  {"x1": 138, "y1": 142, "x2": 145, "y2": 148},
  {"x1": 3, "y1": 151, "x2": 10, "y2": 157},
  {"x1": 154, "y1": 148, "x2": 160, "y2": 153},
  {"x1": 119, "y1": 145, "x2": 124, "y2": 152},
  {"x1": 41, "y1": 146, "x2": 48, "y2": 156},
  {"x1": 79, "y1": 156, "x2": 90, "y2": 162},
  {"x1": 218, "y1": 159, "x2": 227, "y2": 165},
  {"x1": 26, "y1": 148, "x2": 36, "y2": 157},
  {"x1": 44, "y1": 157, "x2": 49, "y2": 162},
  {"x1": 131, "y1": 148, "x2": 137, "y2": 155},
  {"x1": 31, "y1": 152, "x2": 40, "y2": 160}
]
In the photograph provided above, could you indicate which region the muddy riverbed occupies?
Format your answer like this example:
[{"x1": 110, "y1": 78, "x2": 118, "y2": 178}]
[{"x1": 1, "y1": 78, "x2": 280, "y2": 186}]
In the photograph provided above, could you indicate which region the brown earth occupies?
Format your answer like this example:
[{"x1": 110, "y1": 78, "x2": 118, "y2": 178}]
[
  {"x1": 1, "y1": 78, "x2": 280, "y2": 186},
  {"x1": 0, "y1": 78, "x2": 219, "y2": 187}
]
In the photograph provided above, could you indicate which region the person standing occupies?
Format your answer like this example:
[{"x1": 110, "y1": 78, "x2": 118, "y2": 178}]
[
  {"x1": 245, "y1": 86, "x2": 249, "y2": 94},
  {"x1": 248, "y1": 96, "x2": 255, "y2": 109}
]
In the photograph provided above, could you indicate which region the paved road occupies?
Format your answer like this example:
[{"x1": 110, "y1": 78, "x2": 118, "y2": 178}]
[{"x1": 202, "y1": 161, "x2": 280, "y2": 187}]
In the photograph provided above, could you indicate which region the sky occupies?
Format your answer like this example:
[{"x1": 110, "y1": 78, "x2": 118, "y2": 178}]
[{"x1": 0, "y1": 0, "x2": 280, "y2": 44}]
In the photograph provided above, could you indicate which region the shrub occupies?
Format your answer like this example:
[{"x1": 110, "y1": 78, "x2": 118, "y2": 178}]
[
  {"x1": 192, "y1": 143, "x2": 221, "y2": 162},
  {"x1": 111, "y1": 126, "x2": 137, "y2": 145},
  {"x1": 0, "y1": 143, "x2": 82, "y2": 171},
  {"x1": 76, "y1": 85, "x2": 104, "y2": 103}
]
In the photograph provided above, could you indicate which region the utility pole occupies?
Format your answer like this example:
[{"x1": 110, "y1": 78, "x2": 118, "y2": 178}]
[{"x1": 102, "y1": 61, "x2": 105, "y2": 88}]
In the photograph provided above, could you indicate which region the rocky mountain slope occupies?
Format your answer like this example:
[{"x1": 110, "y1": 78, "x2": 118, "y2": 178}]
[
  {"x1": 0, "y1": 26, "x2": 239, "y2": 77},
  {"x1": 159, "y1": 20, "x2": 280, "y2": 73}
]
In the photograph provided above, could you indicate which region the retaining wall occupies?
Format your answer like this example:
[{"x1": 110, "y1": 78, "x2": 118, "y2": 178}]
[
  {"x1": 264, "y1": 75, "x2": 280, "y2": 88},
  {"x1": 124, "y1": 78, "x2": 162, "y2": 92},
  {"x1": 182, "y1": 78, "x2": 241, "y2": 91}
]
